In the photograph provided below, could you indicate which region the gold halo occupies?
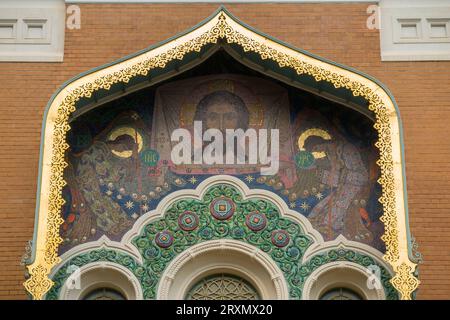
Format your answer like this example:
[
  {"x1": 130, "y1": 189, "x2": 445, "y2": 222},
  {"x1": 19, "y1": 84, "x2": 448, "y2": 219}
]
[
  {"x1": 297, "y1": 128, "x2": 332, "y2": 159},
  {"x1": 107, "y1": 126, "x2": 143, "y2": 158}
]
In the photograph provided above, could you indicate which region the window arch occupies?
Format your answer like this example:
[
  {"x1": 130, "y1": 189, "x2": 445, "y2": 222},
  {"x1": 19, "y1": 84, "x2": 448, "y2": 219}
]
[
  {"x1": 57, "y1": 261, "x2": 142, "y2": 300},
  {"x1": 185, "y1": 273, "x2": 260, "y2": 300},
  {"x1": 157, "y1": 239, "x2": 289, "y2": 300},
  {"x1": 320, "y1": 287, "x2": 363, "y2": 300},
  {"x1": 82, "y1": 287, "x2": 127, "y2": 300},
  {"x1": 25, "y1": 7, "x2": 418, "y2": 300},
  {"x1": 302, "y1": 261, "x2": 386, "y2": 300}
]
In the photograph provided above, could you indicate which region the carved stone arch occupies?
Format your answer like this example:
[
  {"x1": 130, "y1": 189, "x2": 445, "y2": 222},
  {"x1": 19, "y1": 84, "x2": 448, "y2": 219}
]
[
  {"x1": 45, "y1": 248, "x2": 145, "y2": 300},
  {"x1": 58, "y1": 261, "x2": 143, "y2": 300},
  {"x1": 303, "y1": 261, "x2": 386, "y2": 300},
  {"x1": 26, "y1": 6, "x2": 418, "y2": 299},
  {"x1": 156, "y1": 239, "x2": 290, "y2": 300}
]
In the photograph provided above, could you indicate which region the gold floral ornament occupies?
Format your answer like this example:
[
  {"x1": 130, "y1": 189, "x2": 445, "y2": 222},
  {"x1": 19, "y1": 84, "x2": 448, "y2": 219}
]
[
  {"x1": 391, "y1": 263, "x2": 421, "y2": 300},
  {"x1": 25, "y1": 8, "x2": 419, "y2": 299}
]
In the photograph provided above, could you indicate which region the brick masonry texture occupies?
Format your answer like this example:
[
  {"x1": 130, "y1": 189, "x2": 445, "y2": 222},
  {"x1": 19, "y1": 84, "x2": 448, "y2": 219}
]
[{"x1": 0, "y1": 3, "x2": 449, "y2": 299}]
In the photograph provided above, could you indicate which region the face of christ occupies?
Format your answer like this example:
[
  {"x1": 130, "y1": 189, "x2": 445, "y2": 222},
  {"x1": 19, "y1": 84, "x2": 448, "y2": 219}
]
[
  {"x1": 171, "y1": 90, "x2": 280, "y2": 175},
  {"x1": 194, "y1": 90, "x2": 249, "y2": 135},
  {"x1": 192, "y1": 90, "x2": 250, "y2": 162},
  {"x1": 204, "y1": 102, "x2": 240, "y2": 133}
]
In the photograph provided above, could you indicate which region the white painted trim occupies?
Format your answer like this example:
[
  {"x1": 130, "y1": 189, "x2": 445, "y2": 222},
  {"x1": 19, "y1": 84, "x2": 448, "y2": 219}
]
[
  {"x1": 381, "y1": 52, "x2": 450, "y2": 61},
  {"x1": 65, "y1": 1, "x2": 378, "y2": 3}
]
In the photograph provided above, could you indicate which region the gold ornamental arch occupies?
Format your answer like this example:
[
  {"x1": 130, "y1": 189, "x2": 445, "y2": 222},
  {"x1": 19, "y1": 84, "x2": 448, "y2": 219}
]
[{"x1": 25, "y1": 7, "x2": 419, "y2": 300}]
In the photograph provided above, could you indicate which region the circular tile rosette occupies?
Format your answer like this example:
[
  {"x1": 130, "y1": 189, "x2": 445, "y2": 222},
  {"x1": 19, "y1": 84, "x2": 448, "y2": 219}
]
[
  {"x1": 245, "y1": 211, "x2": 267, "y2": 232},
  {"x1": 209, "y1": 197, "x2": 236, "y2": 220},
  {"x1": 271, "y1": 230, "x2": 290, "y2": 248},
  {"x1": 178, "y1": 211, "x2": 199, "y2": 231},
  {"x1": 155, "y1": 230, "x2": 174, "y2": 248}
]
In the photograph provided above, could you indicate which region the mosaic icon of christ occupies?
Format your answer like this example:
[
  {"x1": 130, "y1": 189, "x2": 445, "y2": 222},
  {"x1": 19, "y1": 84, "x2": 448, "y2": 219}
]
[
  {"x1": 150, "y1": 74, "x2": 296, "y2": 181},
  {"x1": 194, "y1": 90, "x2": 249, "y2": 133},
  {"x1": 193, "y1": 90, "x2": 250, "y2": 163}
]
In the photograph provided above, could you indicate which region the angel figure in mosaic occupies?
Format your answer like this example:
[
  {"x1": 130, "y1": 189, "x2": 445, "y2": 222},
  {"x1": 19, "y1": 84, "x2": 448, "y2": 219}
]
[
  {"x1": 61, "y1": 111, "x2": 155, "y2": 248},
  {"x1": 287, "y1": 108, "x2": 373, "y2": 243},
  {"x1": 61, "y1": 140, "x2": 133, "y2": 246},
  {"x1": 305, "y1": 132, "x2": 371, "y2": 241}
]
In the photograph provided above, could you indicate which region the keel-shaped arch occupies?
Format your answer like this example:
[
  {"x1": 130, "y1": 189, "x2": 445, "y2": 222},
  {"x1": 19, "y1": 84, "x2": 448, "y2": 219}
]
[{"x1": 26, "y1": 6, "x2": 418, "y2": 299}]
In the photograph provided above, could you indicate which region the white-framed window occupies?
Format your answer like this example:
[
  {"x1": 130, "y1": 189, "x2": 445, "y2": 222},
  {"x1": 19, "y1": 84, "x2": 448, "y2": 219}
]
[
  {"x1": 0, "y1": 19, "x2": 18, "y2": 42},
  {"x1": 320, "y1": 287, "x2": 364, "y2": 300},
  {"x1": 393, "y1": 18, "x2": 423, "y2": 43},
  {"x1": 380, "y1": 0, "x2": 450, "y2": 61},
  {"x1": 393, "y1": 17, "x2": 450, "y2": 44},
  {"x1": 427, "y1": 18, "x2": 450, "y2": 41},
  {"x1": 0, "y1": 0, "x2": 65, "y2": 62}
]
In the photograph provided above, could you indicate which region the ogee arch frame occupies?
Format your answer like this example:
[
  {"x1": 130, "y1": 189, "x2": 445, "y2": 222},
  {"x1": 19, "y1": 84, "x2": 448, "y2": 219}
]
[{"x1": 24, "y1": 7, "x2": 419, "y2": 300}]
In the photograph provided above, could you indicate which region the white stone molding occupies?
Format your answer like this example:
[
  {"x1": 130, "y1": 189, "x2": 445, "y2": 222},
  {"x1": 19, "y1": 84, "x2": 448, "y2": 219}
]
[
  {"x1": 302, "y1": 234, "x2": 393, "y2": 275},
  {"x1": 122, "y1": 175, "x2": 324, "y2": 246},
  {"x1": 157, "y1": 239, "x2": 290, "y2": 300},
  {"x1": 303, "y1": 261, "x2": 386, "y2": 300},
  {"x1": 66, "y1": 1, "x2": 377, "y2": 3},
  {"x1": 58, "y1": 261, "x2": 143, "y2": 300}
]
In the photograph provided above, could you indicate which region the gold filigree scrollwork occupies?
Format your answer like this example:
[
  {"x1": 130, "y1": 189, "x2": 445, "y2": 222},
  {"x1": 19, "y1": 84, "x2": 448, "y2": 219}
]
[
  {"x1": 391, "y1": 263, "x2": 421, "y2": 300},
  {"x1": 25, "y1": 11, "x2": 419, "y2": 300}
]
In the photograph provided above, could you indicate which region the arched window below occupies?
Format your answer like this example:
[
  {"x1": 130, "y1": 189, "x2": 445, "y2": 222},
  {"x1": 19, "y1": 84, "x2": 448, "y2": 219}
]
[
  {"x1": 320, "y1": 287, "x2": 364, "y2": 300},
  {"x1": 185, "y1": 273, "x2": 260, "y2": 300},
  {"x1": 58, "y1": 262, "x2": 142, "y2": 300},
  {"x1": 82, "y1": 287, "x2": 127, "y2": 300}
]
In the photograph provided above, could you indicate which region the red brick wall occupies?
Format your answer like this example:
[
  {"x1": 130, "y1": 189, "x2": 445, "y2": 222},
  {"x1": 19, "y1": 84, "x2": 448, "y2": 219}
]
[{"x1": 0, "y1": 3, "x2": 449, "y2": 299}]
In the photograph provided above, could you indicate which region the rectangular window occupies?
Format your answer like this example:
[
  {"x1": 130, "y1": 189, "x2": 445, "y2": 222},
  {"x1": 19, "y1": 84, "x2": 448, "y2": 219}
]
[
  {"x1": 380, "y1": 0, "x2": 450, "y2": 61},
  {"x1": 22, "y1": 19, "x2": 50, "y2": 43},
  {"x1": 394, "y1": 18, "x2": 422, "y2": 43},
  {"x1": 0, "y1": 1, "x2": 64, "y2": 62},
  {"x1": 0, "y1": 19, "x2": 17, "y2": 41},
  {"x1": 427, "y1": 18, "x2": 450, "y2": 41}
]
